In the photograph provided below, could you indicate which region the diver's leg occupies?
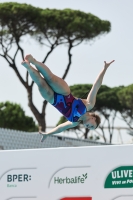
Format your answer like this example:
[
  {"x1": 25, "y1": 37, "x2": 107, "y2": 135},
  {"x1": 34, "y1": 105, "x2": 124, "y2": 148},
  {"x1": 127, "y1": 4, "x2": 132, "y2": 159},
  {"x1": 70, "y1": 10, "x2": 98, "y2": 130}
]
[
  {"x1": 25, "y1": 54, "x2": 70, "y2": 95},
  {"x1": 21, "y1": 60, "x2": 54, "y2": 104}
]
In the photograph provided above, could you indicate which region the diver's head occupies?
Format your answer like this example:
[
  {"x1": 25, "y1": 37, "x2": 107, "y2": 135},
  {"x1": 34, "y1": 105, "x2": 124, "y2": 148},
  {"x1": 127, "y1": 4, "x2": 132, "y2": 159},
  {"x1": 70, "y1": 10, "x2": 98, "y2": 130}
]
[{"x1": 83, "y1": 112, "x2": 101, "y2": 130}]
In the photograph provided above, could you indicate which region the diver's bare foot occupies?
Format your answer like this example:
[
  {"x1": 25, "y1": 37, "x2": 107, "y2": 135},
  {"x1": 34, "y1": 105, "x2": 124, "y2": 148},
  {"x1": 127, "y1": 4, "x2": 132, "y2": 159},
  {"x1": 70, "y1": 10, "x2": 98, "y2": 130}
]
[
  {"x1": 39, "y1": 132, "x2": 48, "y2": 142},
  {"x1": 21, "y1": 60, "x2": 31, "y2": 69},
  {"x1": 25, "y1": 54, "x2": 35, "y2": 64}
]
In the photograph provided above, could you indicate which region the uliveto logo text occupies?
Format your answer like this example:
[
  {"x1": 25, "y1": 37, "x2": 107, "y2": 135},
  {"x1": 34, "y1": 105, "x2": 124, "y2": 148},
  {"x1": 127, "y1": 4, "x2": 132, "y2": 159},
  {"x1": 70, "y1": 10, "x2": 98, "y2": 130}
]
[{"x1": 54, "y1": 173, "x2": 87, "y2": 184}]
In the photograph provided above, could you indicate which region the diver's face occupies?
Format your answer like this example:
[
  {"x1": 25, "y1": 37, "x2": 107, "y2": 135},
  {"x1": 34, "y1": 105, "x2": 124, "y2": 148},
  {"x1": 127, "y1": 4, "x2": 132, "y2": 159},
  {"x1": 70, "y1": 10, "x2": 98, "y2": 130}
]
[{"x1": 83, "y1": 116, "x2": 97, "y2": 130}]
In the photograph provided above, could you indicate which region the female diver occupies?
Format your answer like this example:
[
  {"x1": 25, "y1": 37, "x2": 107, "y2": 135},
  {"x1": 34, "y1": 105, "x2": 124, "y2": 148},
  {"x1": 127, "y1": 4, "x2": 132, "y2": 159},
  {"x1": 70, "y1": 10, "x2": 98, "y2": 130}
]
[{"x1": 21, "y1": 55, "x2": 114, "y2": 142}]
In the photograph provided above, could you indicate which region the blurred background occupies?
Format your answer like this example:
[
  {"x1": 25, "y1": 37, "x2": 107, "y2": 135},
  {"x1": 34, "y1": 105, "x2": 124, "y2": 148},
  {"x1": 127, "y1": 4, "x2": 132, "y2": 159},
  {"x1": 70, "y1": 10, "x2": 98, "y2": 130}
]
[{"x1": 0, "y1": 0, "x2": 133, "y2": 146}]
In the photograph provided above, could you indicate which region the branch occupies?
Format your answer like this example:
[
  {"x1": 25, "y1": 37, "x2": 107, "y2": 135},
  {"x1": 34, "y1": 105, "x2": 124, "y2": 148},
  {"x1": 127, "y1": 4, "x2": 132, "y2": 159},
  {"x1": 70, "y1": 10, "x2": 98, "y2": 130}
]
[
  {"x1": 11, "y1": 63, "x2": 27, "y2": 88},
  {"x1": 99, "y1": 126, "x2": 107, "y2": 143},
  {"x1": 99, "y1": 114, "x2": 107, "y2": 142},
  {"x1": 73, "y1": 39, "x2": 83, "y2": 47},
  {"x1": 110, "y1": 110, "x2": 117, "y2": 142},
  {"x1": 26, "y1": 71, "x2": 29, "y2": 85},
  {"x1": 27, "y1": 87, "x2": 46, "y2": 131},
  {"x1": 42, "y1": 43, "x2": 56, "y2": 63},
  {"x1": 14, "y1": 46, "x2": 19, "y2": 61},
  {"x1": 0, "y1": 53, "x2": 11, "y2": 66},
  {"x1": 121, "y1": 112, "x2": 133, "y2": 129},
  {"x1": 16, "y1": 42, "x2": 24, "y2": 61},
  {"x1": 31, "y1": 80, "x2": 34, "y2": 87},
  {"x1": 42, "y1": 100, "x2": 48, "y2": 116},
  {"x1": 84, "y1": 128, "x2": 90, "y2": 139},
  {"x1": 62, "y1": 40, "x2": 73, "y2": 80}
]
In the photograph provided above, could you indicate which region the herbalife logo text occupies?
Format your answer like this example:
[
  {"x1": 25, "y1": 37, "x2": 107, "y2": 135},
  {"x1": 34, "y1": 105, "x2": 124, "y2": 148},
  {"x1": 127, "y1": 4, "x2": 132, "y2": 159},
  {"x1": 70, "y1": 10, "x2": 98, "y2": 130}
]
[{"x1": 54, "y1": 173, "x2": 88, "y2": 184}]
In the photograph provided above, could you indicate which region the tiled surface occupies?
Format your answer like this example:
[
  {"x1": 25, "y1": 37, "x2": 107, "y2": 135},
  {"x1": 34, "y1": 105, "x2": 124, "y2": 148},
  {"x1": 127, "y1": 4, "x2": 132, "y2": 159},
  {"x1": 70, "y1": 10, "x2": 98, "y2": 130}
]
[{"x1": 0, "y1": 128, "x2": 109, "y2": 150}]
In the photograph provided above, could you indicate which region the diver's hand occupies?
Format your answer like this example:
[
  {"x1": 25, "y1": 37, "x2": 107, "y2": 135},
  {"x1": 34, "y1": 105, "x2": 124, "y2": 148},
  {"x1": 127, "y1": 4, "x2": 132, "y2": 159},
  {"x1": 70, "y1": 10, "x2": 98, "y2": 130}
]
[
  {"x1": 104, "y1": 60, "x2": 115, "y2": 69},
  {"x1": 39, "y1": 132, "x2": 48, "y2": 142}
]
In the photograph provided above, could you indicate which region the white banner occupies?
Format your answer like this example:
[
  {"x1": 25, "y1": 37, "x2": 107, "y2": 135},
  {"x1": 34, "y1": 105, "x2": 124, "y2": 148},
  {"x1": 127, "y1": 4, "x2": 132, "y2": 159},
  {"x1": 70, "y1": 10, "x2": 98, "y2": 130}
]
[{"x1": 0, "y1": 144, "x2": 133, "y2": 200}]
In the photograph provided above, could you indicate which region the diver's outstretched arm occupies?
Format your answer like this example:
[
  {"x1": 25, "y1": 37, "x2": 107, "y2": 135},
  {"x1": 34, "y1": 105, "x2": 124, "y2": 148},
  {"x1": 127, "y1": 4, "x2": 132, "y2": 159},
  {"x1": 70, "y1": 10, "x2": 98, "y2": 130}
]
[
  {"x1": 39, "y1": 121, "x2": 79, "y2": 142},
  {"x1": 86, "y1": 60, "x2": 115, "y2": 109}
]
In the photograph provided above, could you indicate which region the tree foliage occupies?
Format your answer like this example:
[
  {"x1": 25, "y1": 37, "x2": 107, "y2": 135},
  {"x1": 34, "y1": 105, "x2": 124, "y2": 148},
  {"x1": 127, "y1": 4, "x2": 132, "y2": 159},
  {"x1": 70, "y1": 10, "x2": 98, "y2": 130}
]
[
  {"x1": 0, "y1": 101, "x2": 38, "y2": 131},
  {"x1": 95, "y1": 86, "x2": 124, "y2": 143}
]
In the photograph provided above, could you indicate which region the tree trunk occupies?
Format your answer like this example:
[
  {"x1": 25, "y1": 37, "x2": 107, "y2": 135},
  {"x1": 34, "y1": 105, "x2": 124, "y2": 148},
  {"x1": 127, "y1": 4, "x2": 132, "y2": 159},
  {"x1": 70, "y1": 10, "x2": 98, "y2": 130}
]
[
  {"x1": 84, "y1": 128, "x2": 89, "y2": 139},
  {"x1": 27, "y1": 87, "x2": 46, "y2": 131}
]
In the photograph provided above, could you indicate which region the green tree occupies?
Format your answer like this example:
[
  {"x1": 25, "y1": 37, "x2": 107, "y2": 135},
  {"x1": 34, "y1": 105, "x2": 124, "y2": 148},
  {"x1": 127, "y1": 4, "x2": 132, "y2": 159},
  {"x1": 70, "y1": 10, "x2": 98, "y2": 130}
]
[
  {"x1": 117, "y1": 84, "x2": 133, "y2": 129},
  {"x1": 0, "y1": 101, "x2": 38, "y2": 131},
  {"x1": 0, "y1": 2, "x2": 111, "y2": 131},
  {"x1": 96, "y1": 86, "x2": 123, "y2": 143}
]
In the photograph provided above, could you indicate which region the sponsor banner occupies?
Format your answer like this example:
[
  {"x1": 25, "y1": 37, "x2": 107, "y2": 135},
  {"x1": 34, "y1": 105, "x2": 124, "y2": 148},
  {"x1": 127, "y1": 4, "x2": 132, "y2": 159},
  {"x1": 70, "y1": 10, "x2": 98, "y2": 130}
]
[
  {"x1": 0, "y1": 168, "x2": 37, "y2": 196},
  {"x1": 49, "y1": 167, "x2": 89, "y2": 188},
  {"x1": 104, "y1": 166, "x2": 133, "y2": 188},
  {"x1": 0, "y1": 145, "x2": 133, "y2": 199}
]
